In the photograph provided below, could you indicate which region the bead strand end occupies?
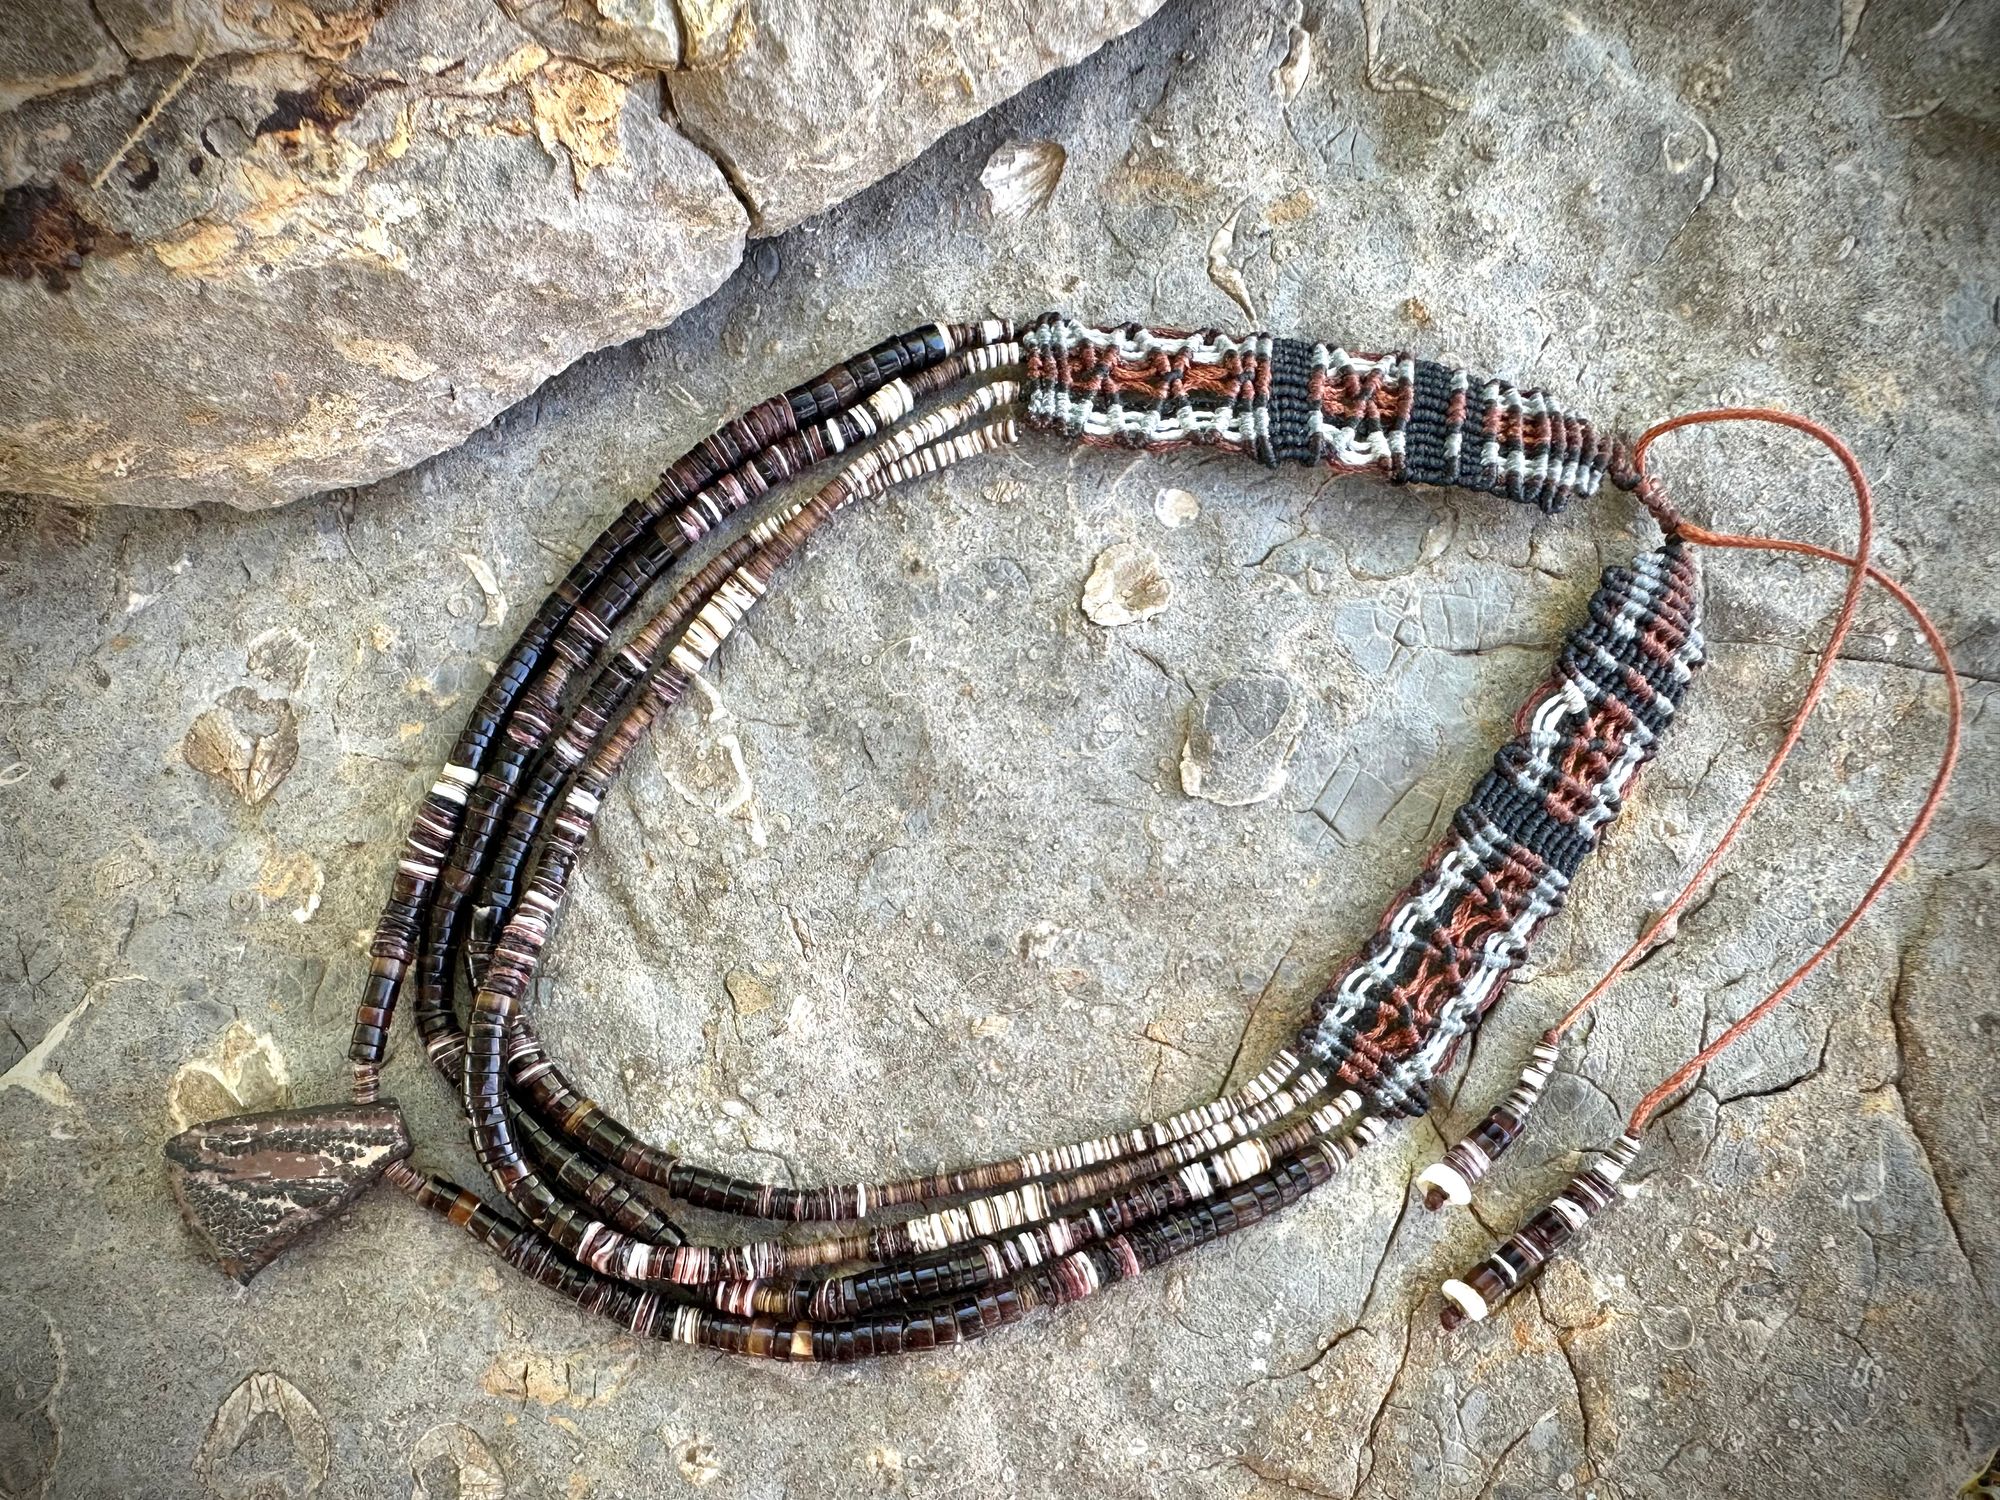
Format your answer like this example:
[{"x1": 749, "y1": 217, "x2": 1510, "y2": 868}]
[{"x1": 1435, "y1": 1132, "x2": 1642, "y2": 1333}]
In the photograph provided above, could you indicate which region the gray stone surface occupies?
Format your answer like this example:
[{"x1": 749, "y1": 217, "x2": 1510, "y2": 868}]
[
  {"x1": 664, "y1": 0, "x2": 1164, "y2": 235},
  {"x1": 1181, "y1": 672, "x2": 1306, "y2": 808},
  {"x1": 2, "y1": 0, "x2": 1996, "y2": 1496},
  {"x1": 0, "y1": 0, "x2": 1161, "y2": 510}
]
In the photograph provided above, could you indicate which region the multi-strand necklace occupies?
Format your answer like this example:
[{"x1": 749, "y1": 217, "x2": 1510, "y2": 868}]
[{"x1": 164, "y1": 313, "x2": 1959, "y2": 1363}]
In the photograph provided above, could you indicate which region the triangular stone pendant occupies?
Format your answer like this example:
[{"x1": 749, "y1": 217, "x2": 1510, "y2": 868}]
[{"x1": 164, "y1": 1100, "x2": 412, "y2": 1284}]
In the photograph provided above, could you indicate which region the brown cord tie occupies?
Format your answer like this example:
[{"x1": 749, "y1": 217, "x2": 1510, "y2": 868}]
[{"x1": 1428, "y1": 408, "x2": 1963, "y2": 1329}]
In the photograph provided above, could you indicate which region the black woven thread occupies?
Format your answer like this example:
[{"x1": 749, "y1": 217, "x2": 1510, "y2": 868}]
[
  {"x1": 1268, "y1": 337, "x2": 1319, "y2": 468},
  {"x1": 1401, "y1": 359, "x2": 1458, "y2": 488}
]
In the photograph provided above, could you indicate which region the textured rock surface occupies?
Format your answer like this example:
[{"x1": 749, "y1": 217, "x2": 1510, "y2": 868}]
[
  {"x1": 1181, "y1": 672, "x2": 1306, "y2": 808},
  {"x1": 0, "y1": 0, "x2": 1162, "y2": 510},
  {"x1": 1, "y1": 0, "x2": 1996, "y2": 1496},
  {"x1": 664, "y1": 0, "x2": 1162, "y2": 234},
  {"x1": 1081, "y1": 539, "x2": 1173, "y2": 626}
]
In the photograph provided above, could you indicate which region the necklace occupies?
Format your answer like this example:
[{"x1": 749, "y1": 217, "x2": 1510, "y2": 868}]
[{"x1": 163, "y1": 313, "x2": 1960, "y2": 1362}]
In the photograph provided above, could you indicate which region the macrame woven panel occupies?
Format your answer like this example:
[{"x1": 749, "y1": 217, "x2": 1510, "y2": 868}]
[
  {"x1": 1300, "y1": 539, "x2": 1706, "y2": 1115},
  {"x1": 1022, "y1": 313, "x2": 1616, "y2": 513}
]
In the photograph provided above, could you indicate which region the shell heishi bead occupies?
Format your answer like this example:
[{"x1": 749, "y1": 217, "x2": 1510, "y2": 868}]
[
  {"x1": 1057, "y1": 1251, "x2": 1101, "y2": 1300},
  {"x1": 1219, "y1": 1140, "x2": 1271, "y2": 1186},
  {"x1": 669, "y1": 628, "x2": 720, "y2": 677},
  {"x1": 1416, "y1": 1161, "x2": 1472, "y2": 1207},
  {"x1": 693, "y1": 580, "x2": 753, "y2": 646},
  {"x1": 1599, "y1": 1132, "x2": 1643, "y2": 1181},
  {"x1": 915, "y1": 1182, "x2": 1048, "y2": 1250},
  {"x1": 1243, "y1": 1054, "x2": 1298, "y2": 1102},
  {"x1": 1549, "y1": 1194, "x2": 1590, "y2": 1232},
  {"x1": 406, "y1": 813, "x2": 450, "y2": 848},
  {"x1": 1440, "y1": 1278, "x2": 1490, "y2": 1322},
  {"x1": 751, "y1": 501, "x2": 806, "y2": 547},
  {"x1": 1168, "y1": 1125, "x2": 1211, "y2": 1160},
  {"x1": 867, "y1": 379, "x2": 914, "y2": 424},
  {"x1": 691, "y1": 604, "x2": 736, "y2": 649},
  {"x1": 718, "y1": 570, "x2": 765, "y2": 610}
]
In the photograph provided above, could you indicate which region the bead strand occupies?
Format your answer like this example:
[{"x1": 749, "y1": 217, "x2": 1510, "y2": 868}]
[
  {"x1": 405, "y1": 330, "x2": 1020, "y2": 1087},
  {"x1": 356, "y1": 321, "x2": 998, "y2": 1089},
  {"x1": 1438, "y1": 1133, "x2": 1641, "y2": 1328},
  {"x1": 387, "y1": 1114, "x2": 1385, "y2": 1362},
  {"x1": 458, "y1": 401, "x2": 1029, "y2": 1269},
  {"x1": 1417, "y1": 1040, "x2": 1559, "y2": 1210}
]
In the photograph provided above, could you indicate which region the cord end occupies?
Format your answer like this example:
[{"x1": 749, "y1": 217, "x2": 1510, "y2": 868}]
[
  {"x1": 1435, "y1": 1133, "x2": 1642, "y2": 1333},
  {"x1": 1416, "y1": 1041, "x2": 1558, "y2": 1213},
  {"x1": 1417, "y1": 1161, "x2": 1471, "y2": 1210},
  {"x1": 1438, "y1": 1277, "x2": 1488, "y2": 1330}
]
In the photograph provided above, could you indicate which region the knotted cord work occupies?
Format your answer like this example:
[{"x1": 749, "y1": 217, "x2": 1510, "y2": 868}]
[
  {"x1": 1022, "y1": 312, "x2": 1617, "y2": 512},
  {"x1": 1302, "y1": 541, "x2": 1705, "y2": 1116}
]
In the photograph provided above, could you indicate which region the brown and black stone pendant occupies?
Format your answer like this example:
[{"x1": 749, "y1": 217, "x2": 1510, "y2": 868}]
[{"x1": 164, "y1": 1101, "x2": 412, "y2": 1283}]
